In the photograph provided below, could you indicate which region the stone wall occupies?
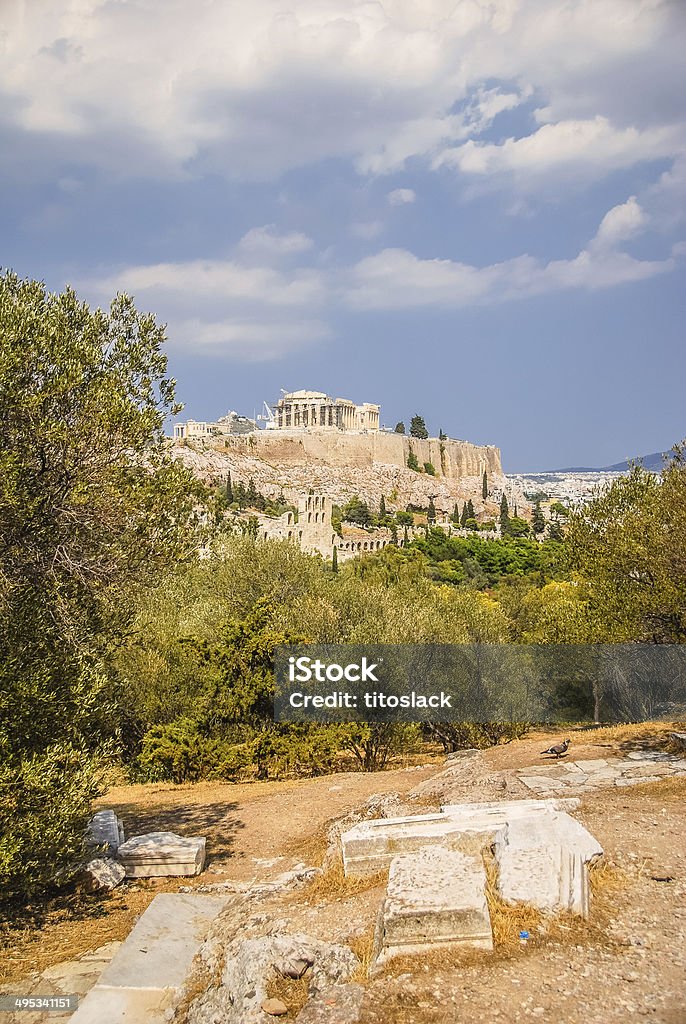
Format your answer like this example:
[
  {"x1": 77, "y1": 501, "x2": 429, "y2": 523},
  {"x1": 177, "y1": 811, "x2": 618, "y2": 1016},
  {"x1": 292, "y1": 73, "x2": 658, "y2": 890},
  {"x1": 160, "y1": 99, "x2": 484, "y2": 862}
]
[{"x1": 217, "y1": 430, "x2": 501, "y2": 480}]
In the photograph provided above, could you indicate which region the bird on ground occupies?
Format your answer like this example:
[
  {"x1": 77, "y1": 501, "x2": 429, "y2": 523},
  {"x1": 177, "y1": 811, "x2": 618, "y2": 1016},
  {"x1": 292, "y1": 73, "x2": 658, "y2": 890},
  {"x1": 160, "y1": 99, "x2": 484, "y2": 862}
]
[{"x1": 541, "y1": 739, "x2": 571, "y2": 759}]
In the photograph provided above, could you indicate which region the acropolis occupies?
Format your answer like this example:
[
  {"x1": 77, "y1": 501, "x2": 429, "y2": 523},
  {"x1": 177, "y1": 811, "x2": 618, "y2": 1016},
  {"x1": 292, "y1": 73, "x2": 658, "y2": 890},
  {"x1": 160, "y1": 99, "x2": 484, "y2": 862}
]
[{"x1": 270, "y1": 390, "x2": 380, "y2": 432}]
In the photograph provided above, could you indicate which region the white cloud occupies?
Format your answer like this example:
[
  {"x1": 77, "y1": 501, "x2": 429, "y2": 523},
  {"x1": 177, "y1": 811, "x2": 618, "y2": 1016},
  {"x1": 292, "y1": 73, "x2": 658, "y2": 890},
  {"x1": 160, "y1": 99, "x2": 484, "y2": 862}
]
[
  {"x1": 387, "y1": 188, "x2": 416, "y2": 206},
  {"x1": 237, "y1": 224, "x2": 314, "y2": 257},
  {"x1": 591, "y1": 196, "x2": 646, "y2": 250},
  {"x1": 170, "y1": 317, "x2": 331, "y2": 361},
  {"x1": 435, "y1": 117, "x2": 681, "y2": 184},
  {"x1": 349, "y1": 220, "x2": 384, "y2": 240},
  {"x1": 1, "y1": 0, "x2": 682, "y2": 188},
  {"x1": 342, "y1": 199, "x2": 677, "y2": 310},
  {"x1": 95, "y1": 259, "x2": 325, "y2": 308},
  {"x1": 81, "y1": 194, "x2": 681, "y2": 361}
]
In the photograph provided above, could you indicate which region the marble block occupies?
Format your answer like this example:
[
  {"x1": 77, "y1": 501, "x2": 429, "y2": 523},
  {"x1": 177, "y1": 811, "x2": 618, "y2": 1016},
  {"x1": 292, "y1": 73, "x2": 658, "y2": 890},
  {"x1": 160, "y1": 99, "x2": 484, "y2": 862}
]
[
  {"x1": 117, "y1": 831, "x2": 206, "y2": 877},
  {"x1": 373, "y1": 845, "x2": 492, "y2": 964}
]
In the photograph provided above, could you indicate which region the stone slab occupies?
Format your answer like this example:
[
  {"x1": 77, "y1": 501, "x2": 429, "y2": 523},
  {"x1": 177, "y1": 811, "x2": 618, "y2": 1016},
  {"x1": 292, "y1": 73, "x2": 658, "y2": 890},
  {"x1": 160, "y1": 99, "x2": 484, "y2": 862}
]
[
  {"x1": 87, "y1": 810, "x2": 124, "y2": 854},
  {"x1": 117, "y1": 831, "x2": 206, "y2": 877},
  {"x1": 374, "y1": 845, "x2": 492, "y2": 963},
  {"x1": 70, "y1": 893, "x2": 226, "y2": 1024},
  {"x1": 342, "y1": 799, "x2": 580, "y2": 877},
  {"x1": 495, "y1": 810, "x2": 602, "y2": 917}
]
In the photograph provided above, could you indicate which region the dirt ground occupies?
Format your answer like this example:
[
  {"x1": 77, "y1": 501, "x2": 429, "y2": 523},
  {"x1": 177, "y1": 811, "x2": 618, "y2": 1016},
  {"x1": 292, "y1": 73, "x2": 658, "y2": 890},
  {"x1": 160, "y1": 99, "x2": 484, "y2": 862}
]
[{"x1": 1, "y1": 725, "x2": 685, "y2": 1023}]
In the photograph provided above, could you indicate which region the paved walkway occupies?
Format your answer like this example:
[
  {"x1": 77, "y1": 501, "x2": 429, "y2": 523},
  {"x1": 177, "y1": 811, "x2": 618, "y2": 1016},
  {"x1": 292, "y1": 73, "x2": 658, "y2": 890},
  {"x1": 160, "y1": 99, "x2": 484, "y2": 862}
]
[
  {"x1": 1, "y1": 942, "x2": 121, "y2": 1024},
  {"x1": 517, "y1": 750, "x2": 686, "y2": 797}
]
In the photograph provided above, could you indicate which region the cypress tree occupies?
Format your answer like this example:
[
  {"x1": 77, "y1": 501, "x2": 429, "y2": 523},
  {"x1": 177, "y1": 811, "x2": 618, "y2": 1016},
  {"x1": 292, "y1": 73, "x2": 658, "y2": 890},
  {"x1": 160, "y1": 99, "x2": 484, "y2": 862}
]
[
  {"x1": 380, "y1": 495, "x2": 387, "y2": 519},
  {"x1": 452, "y1": 502, "x2": 460, "y2": 523},
  {"x1": 500, "y1": 493, "x2": 510, "y2": 535},
  {"x1": 226, "y1": 471, "x2": 233, "y2": 503},
  {"x1": 460, "y1": 502, "x2": 469, "y2": 527},
  {"x1": 482, "y1": 470, "x2": 488, "y2": 500},
  {"x1": 410, "y1": 415, "x2": 429, "y2": 439},
  {"x1": 427, "y1": 497, "x2": 436, "y2": 524},
  {"x1": 532, "y1": 500, "x2": 545, "y2": 534},
  {"x1": 332, "y1": 545, "x2": 338, "y2": 573}
]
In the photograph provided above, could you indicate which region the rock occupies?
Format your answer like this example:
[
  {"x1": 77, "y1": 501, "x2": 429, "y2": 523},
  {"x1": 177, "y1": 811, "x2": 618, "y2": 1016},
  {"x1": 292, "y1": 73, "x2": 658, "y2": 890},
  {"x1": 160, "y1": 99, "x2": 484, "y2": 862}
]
[
  {"x1": 187, "y1": 926, "x2": 358, "y2": 1024},
  {"x1": 117, "y1": 831, "x2": 206, "y2": 877},
  {"x1": 670, "y1": 732, "x2": 686, "y2": 751},
  {"x1": 276, "y1": 957, "x2": 312, "y2": 979},
  {"x1": 295, "y1": 983, "x2": 366, "y2": 1023},
  {"x1": 82, "y1": 857, "x2": 125, "y2": 892},
  {"x1": 261, "y1": 997, "x2": 288, "y2": 1016},
  {"x1": 373, "y1": 845, "x2": 493, "y2": 965}
]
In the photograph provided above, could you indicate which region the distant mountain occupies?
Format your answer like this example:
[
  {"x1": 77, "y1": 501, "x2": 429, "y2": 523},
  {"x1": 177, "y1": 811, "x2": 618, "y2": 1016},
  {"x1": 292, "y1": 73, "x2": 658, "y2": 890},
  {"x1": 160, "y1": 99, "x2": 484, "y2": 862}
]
[{"x1": 554, "y1": 451, "x2": 670, "y2": 474}]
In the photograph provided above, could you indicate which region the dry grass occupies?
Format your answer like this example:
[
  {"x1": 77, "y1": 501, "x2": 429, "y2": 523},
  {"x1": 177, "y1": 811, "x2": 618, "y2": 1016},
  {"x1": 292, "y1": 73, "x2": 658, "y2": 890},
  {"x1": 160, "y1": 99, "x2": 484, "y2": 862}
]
[
  {"x1": 482, "y1": 850, "x2": 545, "y2": 953},
  {"x1": 265, "y1": 971, "x2": 311, "y2": 1019},
  {"x1": 282, "y1": 822, "x2": 332, "y2": 868},
  {"x1": 349, "y1": 926, "x2": 377, "y2": 983},
  {"x1": 0, "y1": 883, "x2": 174, "y2": 986},
  {"x1": 302, "y1": 856, "x2": 388, "y2": 905},
  {"x1": 589, "y1": 858, "x2": 627, "y2": 898},
  {"x1": 581, "y1": 721, "x2": 679, "y2": 744},
  {"x1": 173, "y1": 949, "x2": 226, "y2": 1024}
]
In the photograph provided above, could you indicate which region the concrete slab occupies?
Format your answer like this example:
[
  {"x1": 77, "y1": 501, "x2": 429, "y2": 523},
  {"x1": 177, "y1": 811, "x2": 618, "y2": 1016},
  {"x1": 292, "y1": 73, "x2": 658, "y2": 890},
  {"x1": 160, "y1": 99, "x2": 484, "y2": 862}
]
[
  {"x1": 117, "y1": 831, "x2": 206, "y2": 877},
  {"x1": 70, "y1": 893, "x2": 226, "y2": 1024},
  {"x1": 374, "y1": 845, "x2": 492, "y2": 963}
]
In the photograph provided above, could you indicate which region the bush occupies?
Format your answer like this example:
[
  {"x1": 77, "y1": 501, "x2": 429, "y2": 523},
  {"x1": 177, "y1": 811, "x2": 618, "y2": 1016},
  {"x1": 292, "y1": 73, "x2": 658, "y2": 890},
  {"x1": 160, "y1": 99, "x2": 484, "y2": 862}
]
[
  {"x1": 341, "y1": 723, "x2": 422, "y2": 771},
  {"x1": 137, "y1": 719, "x2": 216, "y2": 783},
  {"x1": 423, "y1": 462, "x2": 436, "y2": 476},
  {"x1": 252, "y1": 726, "x2": 342, "y2": 780},
  {"x1": 427, "y1": 721, "x2": 530, "y2": 752},
  {"x1": 0, "y1": 744, "x2": 105, "y2": 906}
]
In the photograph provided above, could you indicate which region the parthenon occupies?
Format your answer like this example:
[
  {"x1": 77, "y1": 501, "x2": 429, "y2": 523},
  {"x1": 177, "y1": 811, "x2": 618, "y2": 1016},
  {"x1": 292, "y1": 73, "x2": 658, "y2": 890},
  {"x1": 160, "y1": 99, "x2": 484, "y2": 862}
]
[{"x1": 272, "y1": 390, "x2": 380, "y2": 432}]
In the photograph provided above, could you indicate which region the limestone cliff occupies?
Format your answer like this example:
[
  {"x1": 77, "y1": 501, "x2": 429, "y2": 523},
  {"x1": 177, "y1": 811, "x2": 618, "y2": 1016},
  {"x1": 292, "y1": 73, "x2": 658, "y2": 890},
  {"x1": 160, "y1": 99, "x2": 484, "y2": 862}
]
[{"x1": 172, "y1": 430, "x2": 512, "y2": 516}]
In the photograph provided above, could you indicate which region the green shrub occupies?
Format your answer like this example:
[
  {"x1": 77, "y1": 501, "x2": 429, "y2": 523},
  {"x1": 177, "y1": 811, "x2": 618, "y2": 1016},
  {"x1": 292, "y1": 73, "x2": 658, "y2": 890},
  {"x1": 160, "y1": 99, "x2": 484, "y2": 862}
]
[
  {"x1": 341, "y1": 723, "x2": 422, "y2": 771},
  {"x1": 137, "y1": 719, "x2": 214, "y2": 783},
  {"x1": 427, "y1": 721, "x2": 530, "y2": 752},
  {"x1": 423, "y1": 462, "x2": 436, "y2": 476},
  {"x1": 0, "y1": 744, "x2": 105, "y2": 906},
  {"x1": 252, "y1": 726, "x2": 342, "y2": 780}
]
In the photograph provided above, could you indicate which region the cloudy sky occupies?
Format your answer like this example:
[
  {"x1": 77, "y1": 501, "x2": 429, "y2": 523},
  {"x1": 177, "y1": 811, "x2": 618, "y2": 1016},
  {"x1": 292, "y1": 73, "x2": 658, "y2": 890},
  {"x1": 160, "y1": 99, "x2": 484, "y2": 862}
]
[{"x1": 2, "y1": 0, "x2": 685, "y2": 470}]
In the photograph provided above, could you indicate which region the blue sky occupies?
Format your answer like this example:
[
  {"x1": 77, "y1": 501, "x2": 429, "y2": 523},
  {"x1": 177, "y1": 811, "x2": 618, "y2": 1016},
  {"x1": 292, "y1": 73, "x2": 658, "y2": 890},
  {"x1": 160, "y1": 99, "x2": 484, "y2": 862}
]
[{"x1": 1, "y1": 0, "x2": 685, "y2": 471}]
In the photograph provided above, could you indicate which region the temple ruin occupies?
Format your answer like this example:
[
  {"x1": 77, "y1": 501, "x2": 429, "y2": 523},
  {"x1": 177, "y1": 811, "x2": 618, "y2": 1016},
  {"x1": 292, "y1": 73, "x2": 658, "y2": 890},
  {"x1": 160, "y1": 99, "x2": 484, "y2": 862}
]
[{"x1": 270, "y1": 390, "x2": 380, "y2": 432}]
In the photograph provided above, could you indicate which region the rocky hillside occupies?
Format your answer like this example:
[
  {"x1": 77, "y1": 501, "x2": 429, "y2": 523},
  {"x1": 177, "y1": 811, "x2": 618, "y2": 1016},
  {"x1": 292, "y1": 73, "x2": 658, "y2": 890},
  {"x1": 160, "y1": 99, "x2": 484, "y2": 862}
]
[{"x1": 171, "y1": 431, "x2": 524, "y2": 516}]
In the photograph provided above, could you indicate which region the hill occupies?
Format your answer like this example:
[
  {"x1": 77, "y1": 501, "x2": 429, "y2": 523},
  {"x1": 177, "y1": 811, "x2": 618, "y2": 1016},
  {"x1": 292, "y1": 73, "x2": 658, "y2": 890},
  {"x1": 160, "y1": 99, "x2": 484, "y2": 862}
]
[
  {"x1": 555, "y1": 451, "x2": 669, "y2": 473},
  {"x1": 171, "y1": 429, "x2": 515, "y2": 515}
]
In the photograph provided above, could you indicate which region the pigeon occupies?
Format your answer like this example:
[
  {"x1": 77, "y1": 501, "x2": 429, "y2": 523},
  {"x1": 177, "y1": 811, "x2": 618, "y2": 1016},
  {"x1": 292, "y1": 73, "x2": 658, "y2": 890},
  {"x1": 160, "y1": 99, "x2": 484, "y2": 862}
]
[{"x1": 541, "y1": 738, "x2": 570, "y2": 759}]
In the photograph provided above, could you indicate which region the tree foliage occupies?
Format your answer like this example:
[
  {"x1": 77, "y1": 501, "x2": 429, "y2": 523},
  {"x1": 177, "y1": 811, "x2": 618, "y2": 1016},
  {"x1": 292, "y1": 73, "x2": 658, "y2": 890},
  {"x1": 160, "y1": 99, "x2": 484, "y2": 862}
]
[
  {"x1": 0, "y1": 272, "x2": 205, "y2": 903},
  {"x1": 410, "y1": 415, "x2": 428, "y2": 439}
]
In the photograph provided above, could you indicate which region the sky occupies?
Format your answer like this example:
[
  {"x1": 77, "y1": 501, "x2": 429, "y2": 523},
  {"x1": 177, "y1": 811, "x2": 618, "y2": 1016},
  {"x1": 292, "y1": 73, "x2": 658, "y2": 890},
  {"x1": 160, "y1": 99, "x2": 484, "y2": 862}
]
[{"x1": 1, "y1": 0, "x2": 685, "y2": 471}]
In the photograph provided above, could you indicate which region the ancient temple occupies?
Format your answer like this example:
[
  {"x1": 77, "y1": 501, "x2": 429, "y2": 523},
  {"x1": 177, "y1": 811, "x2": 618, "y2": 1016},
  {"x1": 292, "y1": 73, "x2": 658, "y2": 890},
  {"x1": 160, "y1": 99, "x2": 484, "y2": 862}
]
[{"x1": 272, "y1": 390, "x2": 380, "y2": 432}]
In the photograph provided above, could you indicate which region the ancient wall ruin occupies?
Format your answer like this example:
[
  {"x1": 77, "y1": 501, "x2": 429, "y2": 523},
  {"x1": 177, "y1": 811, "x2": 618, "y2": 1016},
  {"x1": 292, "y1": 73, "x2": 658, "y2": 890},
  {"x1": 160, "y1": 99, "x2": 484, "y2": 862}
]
[{"x1": 218, "y1": 430, "x2": 502, "y2": 480}]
